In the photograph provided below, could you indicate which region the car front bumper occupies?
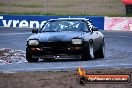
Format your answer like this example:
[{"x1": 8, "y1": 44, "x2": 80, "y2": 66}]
[{"x1": 26, "y1": 42, "x2": 88, "y2": 59}]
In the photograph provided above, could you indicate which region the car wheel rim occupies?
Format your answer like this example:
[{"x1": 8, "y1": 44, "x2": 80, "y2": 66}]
[
  {"x1": 102, "y1": 43, "x2": 105, "y2": 55},
  {"x1": 89, "y1": 44, "x2": 94, "y2": 59}
]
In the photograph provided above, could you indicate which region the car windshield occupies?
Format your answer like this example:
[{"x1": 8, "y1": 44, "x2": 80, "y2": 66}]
[{"x1": 41, "y1": 20, "x2": 88, "y2": 32}]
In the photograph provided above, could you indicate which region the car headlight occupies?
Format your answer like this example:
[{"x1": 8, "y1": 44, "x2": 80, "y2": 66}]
[
  {"x1": 72, "y1": 39, "x2": 83, "y2": 44},
  {"x1": 28, "y1": 40, "x2": 39, "y2": 45}
]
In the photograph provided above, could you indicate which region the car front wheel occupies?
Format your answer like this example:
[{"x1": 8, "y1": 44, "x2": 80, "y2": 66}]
[
  {"x1": 26, "y1": 48, "x2": 39, "y2": 62},
  {"x1": 81, "y1": 43, "x2": 94, "y2": 61},
  {"x1": 94, "y1": 41, "x2": 105, "y2": 58}
]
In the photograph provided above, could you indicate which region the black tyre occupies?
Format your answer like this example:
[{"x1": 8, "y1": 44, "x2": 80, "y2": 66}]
[
  {"x1": 94, "y1": 41, "x2": 105, "y2": 58},
  {"x1": 81, "y1": 42, "x2": 94, "y2": 61},
  {"x1": 26, "y1": 48, "x2": 39, "y2": 62}
]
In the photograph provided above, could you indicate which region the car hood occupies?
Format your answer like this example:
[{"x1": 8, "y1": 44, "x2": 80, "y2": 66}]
[{"x1": 28, "y1": 31, "x2": 90, "y2": 42}]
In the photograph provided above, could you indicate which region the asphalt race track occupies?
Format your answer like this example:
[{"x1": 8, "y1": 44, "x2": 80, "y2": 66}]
[{"x1": 0, "y1": 27, "x2": 132, "y2": 72}]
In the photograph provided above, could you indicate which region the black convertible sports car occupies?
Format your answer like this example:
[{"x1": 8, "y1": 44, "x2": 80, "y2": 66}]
[{"x1": 26, "y1": 18, "x2": 105, "y2": 62}]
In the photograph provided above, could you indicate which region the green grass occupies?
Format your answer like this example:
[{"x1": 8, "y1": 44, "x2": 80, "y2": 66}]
[
  {"x1": 0, "y1": 11, "x2": 86, "y2": 16},
  {"x1": 0, "y1": 3, "x2": 6, "y2": 6},
  {"x1": 11, "y1": 4, "x2": 44, "y2": 8},
  {"x1": 0, "y1": 0, "x2": 129, "y2": 16},
  {"x1": 125, "y1": 14, "x2": 132, "y2": 17},
  {"x1": 49, "y1": 3, "x2": 76, "y2": 8},
  {"x1": 0, "y1": 2, "x2": 75, "y2": 8},
  {"x1": 0, "y1": 11, "x2": 129, "y2": 16}
]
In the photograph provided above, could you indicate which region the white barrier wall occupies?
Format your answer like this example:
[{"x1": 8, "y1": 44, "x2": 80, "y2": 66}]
[{"x1": 104, "y1": 17, "x2": 132, "y2": 31}]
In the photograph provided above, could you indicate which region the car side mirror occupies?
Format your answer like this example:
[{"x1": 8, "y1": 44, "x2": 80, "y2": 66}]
[
  {"x1": 92, "y1": 26, "x2": 98, "y2": 31},
  {"x1": 32, "y1": 29, "x2": 39, "y2": 33}
]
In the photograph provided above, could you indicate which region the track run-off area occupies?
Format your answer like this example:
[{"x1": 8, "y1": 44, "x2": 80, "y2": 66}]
[{"x1": 0, "y1": 27, "x2": 132, "y2": 72}]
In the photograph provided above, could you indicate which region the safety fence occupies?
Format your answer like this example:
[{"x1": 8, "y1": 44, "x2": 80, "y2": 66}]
[{"x1": 0, "y1": 15, "x2": 132, "y2": 31}]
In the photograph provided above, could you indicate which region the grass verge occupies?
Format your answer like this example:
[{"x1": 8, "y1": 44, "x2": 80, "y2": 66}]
[{"x1": 0, "y1": 12, "x2": 131, "y2": 17}]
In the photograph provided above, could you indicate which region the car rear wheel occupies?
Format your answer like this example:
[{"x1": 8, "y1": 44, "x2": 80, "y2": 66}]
[
  {"x1": 94, "y1": 41, "x2": 105, "y2": 58},
  {"x1": 26, "y1": 48, "x2": 39, "y2": 62},
  {"x1": 81, "y1": 42, "x2": 94, "y2": 61}
]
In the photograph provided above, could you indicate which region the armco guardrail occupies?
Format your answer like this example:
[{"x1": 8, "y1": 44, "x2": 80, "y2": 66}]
[
  {"x1": 104, "y1": 17, "x2": 132, "y2": 31},
  {"x1": 0, "y1": 15, "x2": 104, "y2": 30}
]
